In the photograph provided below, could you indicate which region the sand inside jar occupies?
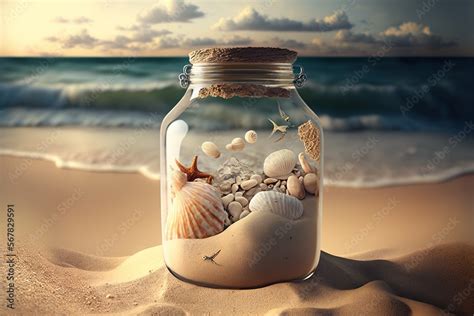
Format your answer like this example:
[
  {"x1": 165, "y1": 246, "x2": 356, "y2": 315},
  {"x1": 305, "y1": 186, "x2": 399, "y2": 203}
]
[{"x1": 164, "y1": 196, "x2": 320, "y2": 288}]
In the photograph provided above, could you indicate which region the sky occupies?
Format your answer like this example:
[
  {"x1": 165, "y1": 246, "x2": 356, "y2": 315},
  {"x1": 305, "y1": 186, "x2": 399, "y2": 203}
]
[{"x1": 1, "y1": 0, "x2": 473, "y2": 56}]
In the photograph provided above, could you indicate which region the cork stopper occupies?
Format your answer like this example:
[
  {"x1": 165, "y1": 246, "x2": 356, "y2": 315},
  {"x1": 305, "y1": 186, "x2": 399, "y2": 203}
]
[{"x1": 189, "y1": 47, "x2": 297, "y2": 64}]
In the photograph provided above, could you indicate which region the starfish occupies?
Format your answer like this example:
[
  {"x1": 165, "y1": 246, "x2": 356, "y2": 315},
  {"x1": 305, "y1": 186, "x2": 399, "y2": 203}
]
[
  {"x1": 268, "y1": 118, "x2": 289, "y2": 142},
  {"x1": 175, "y1": 155, "x2": 213, "y2": 184}
]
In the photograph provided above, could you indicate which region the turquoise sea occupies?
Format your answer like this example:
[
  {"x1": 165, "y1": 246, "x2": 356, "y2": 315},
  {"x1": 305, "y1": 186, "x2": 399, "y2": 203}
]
[{"x1": 0, "y1": 57, "x2": 473, "y2": 187}]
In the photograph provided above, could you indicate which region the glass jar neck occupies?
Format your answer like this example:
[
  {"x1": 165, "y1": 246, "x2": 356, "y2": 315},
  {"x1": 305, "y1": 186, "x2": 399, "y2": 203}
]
[{"x1": 180, "y1": 63, "x2": 303, "y2": 88}]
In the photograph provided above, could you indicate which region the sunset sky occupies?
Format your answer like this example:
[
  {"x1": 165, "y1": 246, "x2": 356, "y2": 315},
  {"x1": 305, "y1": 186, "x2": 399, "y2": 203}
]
[{"x1": 1, "y1": 0, "x2": 473, "y2": 56}]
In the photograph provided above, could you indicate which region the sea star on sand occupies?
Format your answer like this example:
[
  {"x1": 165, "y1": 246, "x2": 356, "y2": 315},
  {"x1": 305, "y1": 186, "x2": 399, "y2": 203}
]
[{"x1": 175, "y1": 156, "x2": 213, "y2": 184}]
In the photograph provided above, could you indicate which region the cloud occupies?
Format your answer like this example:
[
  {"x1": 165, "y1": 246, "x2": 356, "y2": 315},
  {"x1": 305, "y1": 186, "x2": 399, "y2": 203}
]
[
  {"x1": 45, "y1": 36, "x2": 60, "y2": 42},
  {"x1": 47, "y1": 25, "x2": 172, "y2": 51},
  {"x1": 306, "y1": 22, "x2": 458, "y2": 56},
  {"x1": 270, "y1": 37, "x2": 307, "y2": 49},
  {"x1": 73, "y1": 17, "x2": 92, "y2": 24},
  {"x1": 380, "y1": 22, "x2": 456, "y2": 48},
  {"x1": 382, "y1": 22, "x2": 431, "y2": 37},
  {"x1": 61, "y1": 29, "x2": 98, "y2": 48},
  {"x1": 156, "y1": 35, "x2": 253, "y2": 49},
  {"x1": 53, "y1": 17, "x2": 69, "y2": 23},
  {"x1": 132, "y1": 28, "x2": 171, "y2": 43},
  {"x1": 182, "y1": 37, "x2": 217, "y2": 46},
  {"x1": 53, "y1": 16, "x2": 92, "y2": 24},
  {"x1": 156, "y1": 36, "x2": 181, "y2": 49},
  {"x1": 224, "y1": 35, "x2": 253, "y2": 46},
  {"x1": 117, "y1": 24, "x2": 140, "y2": 31},
  {"x1": 213, "y1": 7, "x2": 352, "y2": 32},
  {"x1": 138, "y1": 0, "x2": 204, "y2": 24},
  {"x1": 334, "y1": 22, "x2": 456, "y2": 49},
  {"x1": 335, "y1": 30, "x2": 378, "y2": 44},
  {"x1": 100, "y1": 35, "x2": 133, "y2": 50},
  {"x1": 99, "y1": 30, "x2": 172, "y2": 50}
]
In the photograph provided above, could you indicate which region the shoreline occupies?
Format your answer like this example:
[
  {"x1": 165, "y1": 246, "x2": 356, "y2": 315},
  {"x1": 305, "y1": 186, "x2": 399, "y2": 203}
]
[
  {"x1": 1, "y1": 155, "x2": 472, "y2": 258},
  {"x1": 1, "y1": 155, "x2": 473, "y2": 314},
  {"x1": 2, "y1": 152, "x2": 474, "y2": 189}
]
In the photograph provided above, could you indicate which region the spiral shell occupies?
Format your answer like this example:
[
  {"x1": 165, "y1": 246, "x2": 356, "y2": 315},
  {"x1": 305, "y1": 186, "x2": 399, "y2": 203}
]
[
  {"x1": 249, "y1": 191, "x2": 303, "y2": 220},
  {"x1": 263, "y1": 149, "x2": 297, "y2": 178},
  {"x1": 244, "y1": 130, "x2": 257, "y2": 144},
  {"x1": 167, "y1": 170, "x2": 226, "y2": 240},
  {"x1": 201, "y1": 141, "x2": 220, "y2": 159}
]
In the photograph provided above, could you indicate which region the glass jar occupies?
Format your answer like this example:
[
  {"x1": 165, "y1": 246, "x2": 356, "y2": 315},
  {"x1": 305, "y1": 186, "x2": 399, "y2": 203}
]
[{"x1": 160, "y1": 47, "x2": 323, "y2": 288}]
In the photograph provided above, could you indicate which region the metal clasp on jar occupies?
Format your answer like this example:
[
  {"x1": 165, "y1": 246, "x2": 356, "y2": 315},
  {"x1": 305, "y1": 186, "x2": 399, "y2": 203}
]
[
  {"x1": 178, "y1": 64, "x2": 192, "y2": 88},
  {"x1": 293, "y1": 65, "x2": 307, "y2": 88},
  {"x1": 178, "y1": 63, "x2": 307, "y2": 88}
]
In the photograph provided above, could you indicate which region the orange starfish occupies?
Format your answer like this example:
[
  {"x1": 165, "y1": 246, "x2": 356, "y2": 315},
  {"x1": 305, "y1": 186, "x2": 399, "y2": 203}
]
[{"x1": 175, "y1": 156, "x2": 213, "y2": 184}]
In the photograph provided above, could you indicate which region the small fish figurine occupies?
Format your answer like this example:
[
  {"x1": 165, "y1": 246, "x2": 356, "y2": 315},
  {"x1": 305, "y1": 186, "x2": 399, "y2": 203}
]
[
  {"x1": 268, "y1": 119, "x2": 288, "y2": 142},
  {"x1": 278, "y1": 104, "x2": 290, "y2": 122},
  {"x1": 202, "y1": 249, "x2": 222, "y2": 265}
]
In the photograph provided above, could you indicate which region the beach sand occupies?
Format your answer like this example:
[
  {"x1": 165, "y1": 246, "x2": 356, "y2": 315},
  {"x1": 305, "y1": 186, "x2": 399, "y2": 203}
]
[{"x1": 1, "y1": 155, "x2": 473, "y2": 315}]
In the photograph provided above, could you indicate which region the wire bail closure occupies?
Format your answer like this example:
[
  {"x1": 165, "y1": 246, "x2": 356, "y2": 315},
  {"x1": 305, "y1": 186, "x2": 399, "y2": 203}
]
[
  {"x1": 293, "y1": 65, "x2": 307, "y2": 88},
  {"x1": 178, "y1": 63, "x2": 307, "y2": 88},
  {"x1": 178, "y1": 64, "x2": 192, "y2": 88}
]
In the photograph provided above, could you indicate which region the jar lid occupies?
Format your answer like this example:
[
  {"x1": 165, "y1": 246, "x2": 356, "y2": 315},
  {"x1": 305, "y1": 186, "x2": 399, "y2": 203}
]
[{"x1": 189, "y1": 47, "x2": 297, "y2": 64}]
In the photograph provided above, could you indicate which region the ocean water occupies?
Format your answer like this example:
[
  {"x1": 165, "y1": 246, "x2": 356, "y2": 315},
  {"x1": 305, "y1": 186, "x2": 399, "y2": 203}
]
[{"x1": 0, "y1": 57, "x2": 473, "y2": 187}]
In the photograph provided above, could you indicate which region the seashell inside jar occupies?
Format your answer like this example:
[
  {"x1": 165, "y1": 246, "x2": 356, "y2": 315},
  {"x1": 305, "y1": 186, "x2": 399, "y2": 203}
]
[{"x1": 161, "y1": 47, "x2": 323, "y2": 289}]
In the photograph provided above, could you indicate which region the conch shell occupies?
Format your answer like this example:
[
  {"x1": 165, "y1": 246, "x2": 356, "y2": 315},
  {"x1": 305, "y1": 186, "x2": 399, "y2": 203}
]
[{"x1": 167, "y1": 170, "x2": 226, "y2": 240}]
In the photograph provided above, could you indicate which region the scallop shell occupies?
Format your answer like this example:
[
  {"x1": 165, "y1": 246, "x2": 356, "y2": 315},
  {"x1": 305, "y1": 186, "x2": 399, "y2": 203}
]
[
  {"x1": 201, "y1": 141, "x2": 221, "y2": 158},
  {"x1": 249, "y1": 191, "x2": 303, "y2": 220},
  {"x1": 263, "y1": 149, "x2": 297, "y2": 178},
  {"x1": 166, "y1": 170, "x2": 226, "y2": 240},
  {"x1": 244, "y1": 130, "x2": 257, "y2": 144}
]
